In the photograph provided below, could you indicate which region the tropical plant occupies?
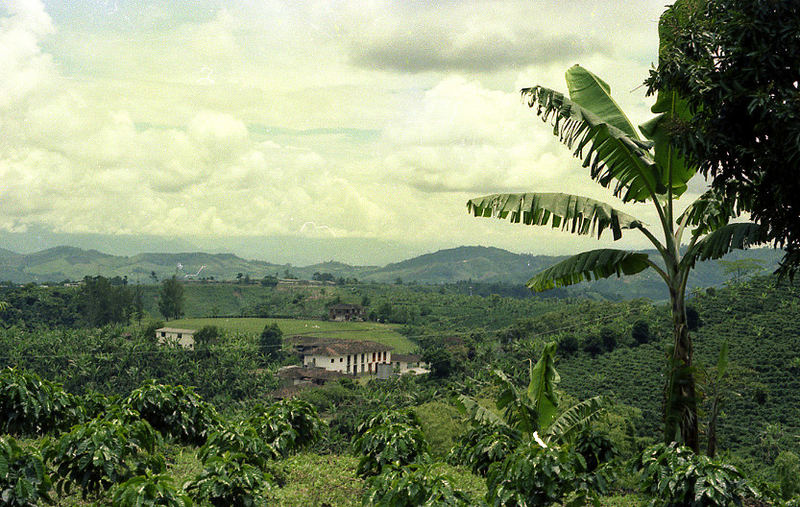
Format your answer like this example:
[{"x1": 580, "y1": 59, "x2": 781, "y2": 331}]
[
  {"x1": 250, "y1": 399, "x2": 323, "y2": 455},
  {"x1": 447, "y1": 423, "x2": 521, "y2": 476},
  {"x1": 485, "y1": 441, "x2": 585, "y2": 506},
  {"x1": 775, "y1": 451, "x2": 800, "y2": 502},
  {"x1": 186, "y1": 452, "x2": 272, "y2": 507},
  {"x1": 457, "y1": 343, "x2": 605, "y2": 446},
  {"x1": 110, "y1": 472, "x2": 191, "y2": 507},
  {"x1": 632, "y1": 442, "x2": 756, "y2": 506},
  {"x1": 363, "y1": 463, "x2": 472, "y2": 506},
  {"x1": 123, "y1": 381, "x2": 220, "y2": 445},
  {"x1": 466, "y1": 58, "x2": 767, "y2": 450},
  {"x1": 46, "y1": 416, "x2": 164, "y2": 498},
  {"x1": 199, "y1": 422, "x2": 279, "y2": 469},
  {"x1": 0, "y1": 436, "x2": 52, "y2": 506},
  {"x1": 0, "y1": 367, "x2": 84, "y2": 436},
  {"x1": 352, "y1": 409, "x2": 429, "y2": 477}
]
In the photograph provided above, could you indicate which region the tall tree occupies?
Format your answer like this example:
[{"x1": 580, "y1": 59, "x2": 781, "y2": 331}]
[
  {"x1": 259, "y1": 322, "x2": 283, "y2": 361},
  {"x1": 645, "y1": 0, "x2": 800, "y2": 277},
  {"x1": 158, "y1": 276, "x2": 184, "y2": 320},
  {"x1": 466, "y1": 63, "x2": 767, "y2": 452},
  {"x1": 80, "y1": 275, "x2": 133, "y2": 327}
]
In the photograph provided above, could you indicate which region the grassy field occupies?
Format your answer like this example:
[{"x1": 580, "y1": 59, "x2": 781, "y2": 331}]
[{"x1": 165, "y1": 317, "x2": 416, "y2": 353}]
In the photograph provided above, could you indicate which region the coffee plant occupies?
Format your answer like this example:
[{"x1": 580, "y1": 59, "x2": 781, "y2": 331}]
[
  {"x1": 199, "y1": 422, "x2": 279, "y2": 469},
  {"x1": 485, "y1": 442, "x2": 584, "y2": 506},
  {"x1": 633, "y1": 443, "x2": 757, "y2": 506},
  {"x1": 447, "y1": 423, "x2": 521, "y2": 476},
  {"x1": 250, "y1": 399, "x2": 323, "y2": 456},
  {"x1": 186, "y1": 452, "x2": 272, "y2": 507},
  {"x1": 110, "y1": 472, "x2": 191, "y2": 507},
  {"x1": 46, "y1": 416, "x2": 165, "y2": 498},
  {"x1": 352, "y1": 409, "x2": 429, "y2": 477},
  {"x1": 123, "y1": 381, "x2": 220, "y2": 445},
  {"x1": 364, "y1": 463, "x2": 472, "y2": 506},
  {"x1": 0, "y1": 436, "x2": 52, "y2": 506},
  {"x1": 0, "y1": 367, "x2": 83, "y2": 436}
]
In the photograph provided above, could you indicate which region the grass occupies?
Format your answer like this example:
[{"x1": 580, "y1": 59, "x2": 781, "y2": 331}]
[{"x1": 165, "y1": 317, "x2": 416, "y2": 353}]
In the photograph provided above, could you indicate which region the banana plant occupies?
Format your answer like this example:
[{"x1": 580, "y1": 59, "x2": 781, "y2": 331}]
[
  {"x1": 467, "y1": 60, "x2": 766, "y2": 452},
  {"x1": 458, "y1": 342, "x2": 605, "y2": 445}
]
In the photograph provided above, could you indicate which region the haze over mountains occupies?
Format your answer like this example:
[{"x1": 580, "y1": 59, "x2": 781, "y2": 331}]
[{"x1": 0, "y1": 244, "x2": 783, "y2": 301}]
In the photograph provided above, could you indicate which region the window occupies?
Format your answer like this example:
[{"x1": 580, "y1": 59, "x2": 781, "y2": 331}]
[
  {"x1": 340, "y1": 357, "x2": 343, "y2": 362},
  {"x1": 331, "y1": 359, "x2": 334, "y2": 363}
]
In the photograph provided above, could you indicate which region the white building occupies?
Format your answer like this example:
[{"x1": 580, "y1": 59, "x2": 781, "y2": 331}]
[
  {"x1": 302, "y1": 340, "x2": 393, "y2": 375},
  {"x1": 155, "y1": 327, "x2": 196, "y2": 349}
]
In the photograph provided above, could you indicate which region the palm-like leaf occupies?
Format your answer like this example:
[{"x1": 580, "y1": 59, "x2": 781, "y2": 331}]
[
  {"x1": 527, "y1": 342, "x2": 560, "y2": 431},
  {"x1": 678, "y1": 189, "x2": 735, "y2": 236},
  {"x1": 544, "y1": 396, "x2": 605, "y2": 444},
  {"x1": 693, "y1": 223, "x2": 767, "y2": 263},
  {"x1": 456, "y1": 395, "x2": 507, "y2": 428},
  {"x1": 467, "y1": 192, "x2": 642, "y2": 241},
  {"x1": 522, "y1": 68, "x2": 661, "y2": 203},
  {"x1": 494, "y1": 370, "x2": 537, "y2": 435},
  {"x1": 527, "y1": 249, "x2": 651, "y2": 292},
  {"x1": 565, "y1": 65, "x2": 641, "y2": 140}
]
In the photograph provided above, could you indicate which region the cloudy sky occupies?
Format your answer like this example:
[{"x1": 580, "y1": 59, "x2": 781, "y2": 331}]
[{"x1": 0, "y1": 0, "x2": 697, "y2": 265}]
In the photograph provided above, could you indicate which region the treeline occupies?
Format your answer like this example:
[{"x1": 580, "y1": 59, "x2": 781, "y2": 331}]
[{"x1": 0, "y1": 276, "x2": 143, "y2": 329}]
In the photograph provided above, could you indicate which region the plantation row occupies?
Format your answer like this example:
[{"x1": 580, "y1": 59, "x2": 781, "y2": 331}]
[{"x1": 1, "y1": 358, "x2": 781, "y2": 506}]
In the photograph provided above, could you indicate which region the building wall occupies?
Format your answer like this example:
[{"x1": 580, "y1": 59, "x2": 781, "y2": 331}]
[
  {"x1": 157, "y1": 331, "x2": 195, "y2": 349},
  {"x1": 303, "y1": 350, "x2": 393, "y2": 375}
]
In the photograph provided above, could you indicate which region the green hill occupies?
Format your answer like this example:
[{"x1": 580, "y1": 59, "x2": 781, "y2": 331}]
[
  {"x1": 0, "y1": 244, "x2": 784, "y2": 302},
  {"x1": 556, "y1": 275, "x2": 800, "y2": 461}
]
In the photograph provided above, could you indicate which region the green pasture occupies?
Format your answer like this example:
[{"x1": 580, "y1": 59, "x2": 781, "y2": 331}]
[{"x1": 165, "y1": 317, "x2": 416, "y2": 353}]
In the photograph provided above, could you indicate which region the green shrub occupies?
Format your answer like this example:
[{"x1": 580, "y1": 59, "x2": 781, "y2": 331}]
[
  {"x1": 199, "y1": 422, "x2": 279, "y2": 468},
  {"x1": 632, "y1": 443, "x2": 756, "y2": 507},
  {"x1": 775, "y1": 450, "x2": 800, "y2": 501},
  {"x1": 571, "y1": 429, "x2": 618, "y2": 473},
  {"x1": 447, "y1": 424, "x2": 521, "y2": 476},
  {"x1": 0, "y1": 436, "x2": 52, "y2": 506},
  {"x1": 252, "y1": 399, "x2": 323, "y2": 454},
  {"x1": 110, "y1": 472, "x2": 191, "y2": 507},
  {"x1": 186, "y1": 452, "x2": 272, "y2": 507},
  {"x1": 485, "y1": 442, "x2": 583, "y2": 506},
  {"x1": 123, "y1": 381, "x2": 220, "y2": 445},
  {"x1": 631, "y1": 319, "x2": 652, "y2": 345},
  {"x1": 413, "y1": 401, "x2": 463, "y2": 459},
  {"x1": 557, "y1": 334, "x2": 580, "y2": 356},
  {"x1": 46, "y1": 416, "x2": 164, "y2": 498},
  {"x1": 194, "y1": 325, "x2": 221, "y2": 348},
  {"x1": 363, "y1": 463, "x2": 471, "y2": 506},
  {"x1": 352, "y1": 410, "x2": 429, "y2": 477},
  {"x1": 0, "y1": 367, "x2": 84, "y2": 436}
]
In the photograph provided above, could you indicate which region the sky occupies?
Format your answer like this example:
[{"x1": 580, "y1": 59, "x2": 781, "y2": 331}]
[{"x1": 0, "y1": 0, "x2": 700, "y2": 265}]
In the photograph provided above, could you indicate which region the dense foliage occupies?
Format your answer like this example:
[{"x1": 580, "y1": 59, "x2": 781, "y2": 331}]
[
  {"x1": 123, "y1": 381, "x2": 220, "y2": 445},
  {"x1": 0, "y1": 368, "x2": 83, "y2": 436},
  {"x1": 0, "y1": 436, "x2": 52, "y2": 506},
  {"x1": 364, "y1": 464, "x2": 471, "y2": 506},
  {"x1": 632, "y1": 442, "x2": 756, "y2": 506},
  {"x1": 352, "y1": 410, "x2": 429, "y2": 477},
  {"x1": 646, "y1": 0, "x2": 800, "y2": 276}
]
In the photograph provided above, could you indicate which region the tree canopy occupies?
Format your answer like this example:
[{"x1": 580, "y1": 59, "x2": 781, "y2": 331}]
[{"x1": 645, "y1": 0, "x2": 800, "y2": 277}]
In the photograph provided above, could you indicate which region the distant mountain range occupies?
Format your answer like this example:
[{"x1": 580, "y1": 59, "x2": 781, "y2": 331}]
[{"x1": 0, "y1": 245, "x2": 784, "y2": 300}]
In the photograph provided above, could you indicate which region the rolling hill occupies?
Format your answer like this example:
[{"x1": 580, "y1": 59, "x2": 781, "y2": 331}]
[{"x1": 0, "y1": 244, "x2": 783, "y2": 301}]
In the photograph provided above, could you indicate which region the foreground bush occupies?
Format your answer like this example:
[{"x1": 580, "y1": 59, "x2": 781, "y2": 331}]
[
  {"x1": 186, "y1": 452, "x2": 272, "y2": 507},
  {"x1": 0, "y1": 436, "x2": 52, "y2": 506},
  {"x1": 250, "y1": 399, "x2": 323, "y2": 455},
  {"x1": 486, "y1": 441, "x2": 584, "y2": 506},
  {"x1": 364, "y1": 463, "x2": 471, "y2": 506},
  {"x1": 633, "y1": 443, "x2": 757, "y2": 506},
  {"x1": 447, "y1": 423, "x2": 521, "y2": 476},
  {"x1": 199, "y1": 422, "x2": 280, "y2": 468},
  {"x1": 352, "y1": 410, "x2": 429, "y2": 477},
  {"x1": 46, "y1": 416, "x2": 164, "y2": 498},
  {"x1": 0, "y1": 368, "x2": 83, "y2": 435},
  {"x1": 123, "y1": 381, "x2": 220, "y2": 445},
  {"x1": 111, "y1": 472, "x2": 191, "y2": 507}
]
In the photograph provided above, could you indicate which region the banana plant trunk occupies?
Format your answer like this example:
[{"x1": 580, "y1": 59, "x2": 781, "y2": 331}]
[{"x1": 665, "y1": 273, "x2": 699, "y2": 452}]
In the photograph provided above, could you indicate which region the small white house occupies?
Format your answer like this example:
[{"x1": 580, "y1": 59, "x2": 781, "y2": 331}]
[
  {"x1": 155, "y1": 327, "x2": 196, "y2": 349},
  {"x1": 301, "y1": 340, "x2": 393, "y2": 375}
]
